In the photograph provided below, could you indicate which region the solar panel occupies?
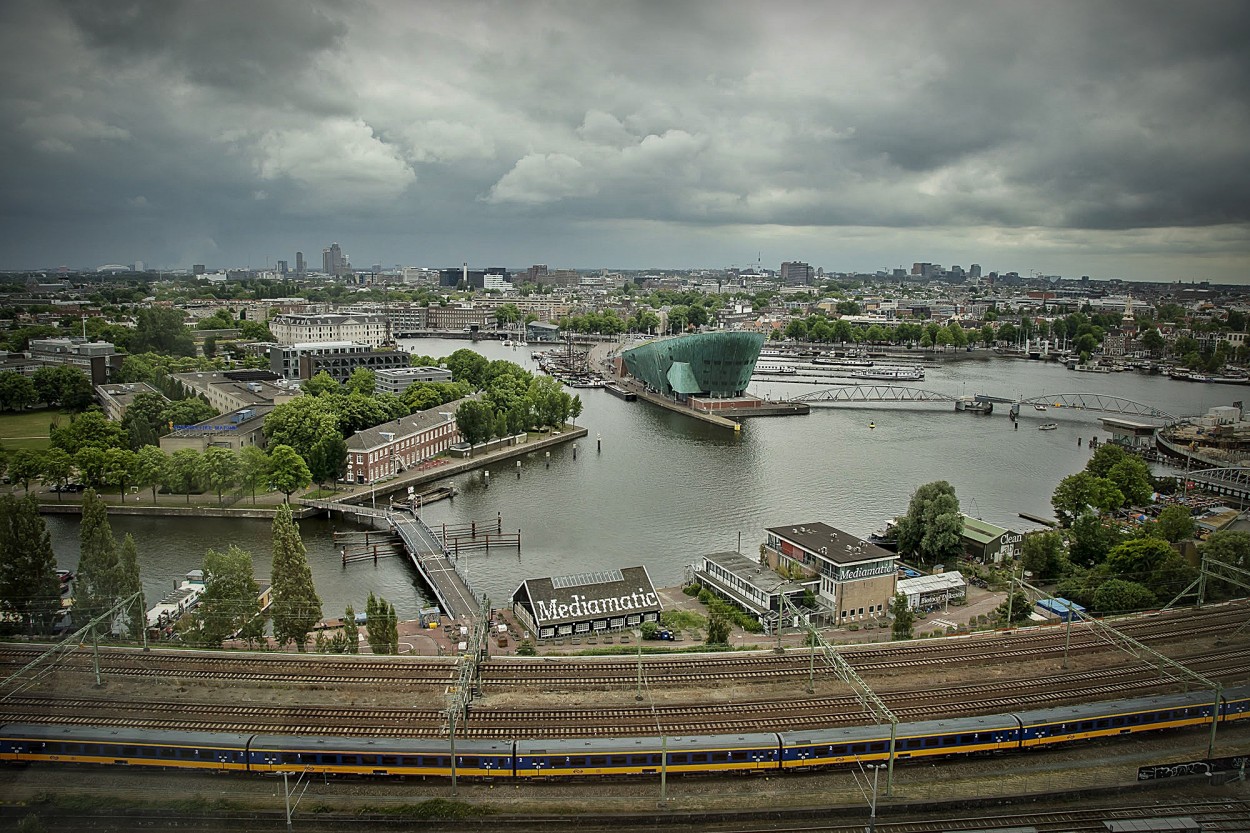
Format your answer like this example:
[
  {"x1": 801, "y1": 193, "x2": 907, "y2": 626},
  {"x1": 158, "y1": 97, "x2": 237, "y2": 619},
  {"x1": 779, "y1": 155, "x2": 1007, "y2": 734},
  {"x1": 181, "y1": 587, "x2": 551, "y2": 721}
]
[{"x1": 551, "y1": 569, "x2": 624, "y2": 589}]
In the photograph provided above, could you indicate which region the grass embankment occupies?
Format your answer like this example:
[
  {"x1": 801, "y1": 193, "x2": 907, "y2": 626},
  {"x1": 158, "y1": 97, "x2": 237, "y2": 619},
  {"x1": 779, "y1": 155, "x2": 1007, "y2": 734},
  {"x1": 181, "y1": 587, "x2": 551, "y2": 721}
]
[{"x1": 0, "y1": 408, "x2": 64, "y2": 451}]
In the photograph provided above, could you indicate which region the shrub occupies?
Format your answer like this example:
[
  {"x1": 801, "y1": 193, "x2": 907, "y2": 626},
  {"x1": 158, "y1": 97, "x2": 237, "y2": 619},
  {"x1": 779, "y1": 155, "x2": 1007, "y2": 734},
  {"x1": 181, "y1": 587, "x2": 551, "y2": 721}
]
[
  {"x1": 682, "y1": 584, "x2": 700, "y2": 597},
  {"x1": 848, "y1": 623, "x2": 860, "y2": 631}
]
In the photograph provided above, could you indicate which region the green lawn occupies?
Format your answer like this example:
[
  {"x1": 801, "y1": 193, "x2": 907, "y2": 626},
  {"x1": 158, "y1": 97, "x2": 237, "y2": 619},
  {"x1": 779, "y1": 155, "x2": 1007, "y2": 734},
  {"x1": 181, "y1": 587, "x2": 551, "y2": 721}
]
[{"x1": 0, "y1": 408, "x2": 67, "y2": 451}]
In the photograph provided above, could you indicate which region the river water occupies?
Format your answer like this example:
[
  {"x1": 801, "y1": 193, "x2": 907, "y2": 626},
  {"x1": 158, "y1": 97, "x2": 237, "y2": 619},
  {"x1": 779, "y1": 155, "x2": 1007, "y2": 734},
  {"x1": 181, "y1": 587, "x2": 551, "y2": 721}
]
[{"x1": 45, "y1": 340, "x2": 1243, "y2": 621}]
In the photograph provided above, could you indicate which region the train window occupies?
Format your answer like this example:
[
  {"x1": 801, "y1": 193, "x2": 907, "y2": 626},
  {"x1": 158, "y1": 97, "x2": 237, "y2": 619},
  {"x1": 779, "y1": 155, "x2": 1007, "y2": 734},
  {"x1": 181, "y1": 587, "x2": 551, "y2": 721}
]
[
  {"x1": 588, "y1": 757, "x2": 607, "y2": 766},
  {"x1": 692, "y1": 753, "x2": 710, "y2": 763},
  {"x1": 671, "y1": 753, "x2": 690, "y2": 764},
  {"x1": 711, "y1": 752, "x2": 730, "y2": 763},
  {"x1": 609, "y1": 756, "x2": 627, "y2": 766},
  {"x1": 381, "y1": 756, "x2": 399, "y2": 766},
  {"x1": 870, "y1": 743, "x2": 886, "y2": 752},
  {"x1": 923, "y1": 738, "x2": 939, "y2": 748},
  {"x1": 1111, "y1": 717, "x2": 1126, "y2": 727},
  {"x1": 123, "y1": 746, "x2": 139, "y2": 756},
  {"x1": 461, "y1": 757, "x2": 480, "y2": 768}
]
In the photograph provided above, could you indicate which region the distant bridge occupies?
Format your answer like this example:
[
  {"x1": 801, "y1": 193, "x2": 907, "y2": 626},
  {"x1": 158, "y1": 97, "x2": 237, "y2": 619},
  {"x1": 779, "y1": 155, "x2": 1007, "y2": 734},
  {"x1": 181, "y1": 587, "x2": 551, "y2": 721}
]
[
  {"x1": 786, "y1": 386, "x2": 1177, "y2": 422},
  {"x1": 791, "y1": 385, "x2": 955, "y2": 405}
]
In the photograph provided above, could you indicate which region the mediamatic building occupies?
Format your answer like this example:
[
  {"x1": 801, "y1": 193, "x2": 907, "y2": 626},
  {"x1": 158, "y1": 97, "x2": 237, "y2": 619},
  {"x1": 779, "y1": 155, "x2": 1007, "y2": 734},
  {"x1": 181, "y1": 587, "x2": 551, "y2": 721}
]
[
  {"x1": 763, "y1": 523, "x2": 898, "y2": 625},
  {"x1": 621, "y1": 331, "x2": 764, "y2": 401}
]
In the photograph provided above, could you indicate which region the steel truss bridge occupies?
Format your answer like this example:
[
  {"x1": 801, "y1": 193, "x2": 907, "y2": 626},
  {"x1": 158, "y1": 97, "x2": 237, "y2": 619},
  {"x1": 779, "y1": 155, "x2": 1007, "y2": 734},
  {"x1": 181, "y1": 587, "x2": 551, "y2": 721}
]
[
  {"x1": 788, "y1": 386, "x2": 1177, "y2": 422},
  {"x1": 1182, "y1": 467, "x2": 1250, "y2": 503}
]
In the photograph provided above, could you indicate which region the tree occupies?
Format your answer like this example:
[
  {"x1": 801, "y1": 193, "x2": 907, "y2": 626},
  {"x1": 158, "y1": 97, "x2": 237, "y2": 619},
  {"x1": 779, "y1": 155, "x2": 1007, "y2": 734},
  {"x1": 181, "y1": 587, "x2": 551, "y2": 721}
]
[
  {"x1": 444, "y1": 349, "x2": 490, "y2": 389},
  {"x1": 0, "y1": 495, "x2": 61, "y2": 634},
  {"x1": 101, "y1": 447, "x2": 137, "y2": 502},
  {"x1": 1152, "y1": 505, "x2": 1195, "y2": 543},
  {"x1": 1020, "y1": 531, "x2": 1065, "y2": 580},
  {"x1": 1199, "y1": 530, "x2": 1250, "y2": 597},
  {"x1": 1106, "y1": 457, "x2": 1153, "y2": 507},
  {"x1": 74, "y1": 446, "x2": 107, "y2": 488},
  {"x1": 455, "y1": 399, "x2": 495, "y2": 448},
  {"x1": 270, "y1": 504, "x2": 322, "y2": 651},
  {"x1": 133, "y1": 445, "x2": 168, "y2": 504},
  {"x1": 342, "y1": 604, "x2": 360, "y2": 654},
  {"x1": 994, "y1": 590, "x2": 1033, "y2": 627},
  {"x1": 1104, "y1": 537, "x2": 1196, "y2": 601},
  {"x1": 40, "y1": 448, "x2": 73, "y2": 502},
  {"x1": 365, "y1": 592, "x2": 398, "y2": 654},
  {"x1": 895, "y1": 481, "x2": 963, "y2": 565},
  {"x1": 890, "y1": 592, "x2": 915, "y2": 640},
  {"x1": 306, "y1": 434, "x2": 347, "y2": 490},
  {"x1": 262, "y1": 396, "x2": 340, "y2": 462},
  {"x1": 50, "y1": 410, "x2": 127, "y2": 455},
  {"x1": 345, "y1": 368, "x2": 376, "y2": 396},
  {"x1": 0, "y1": 371, "x2": 37, "y2": 411},
  {"x1": 267, "y1": 444, "x2": 311, "y2": 502},
  {"x1": 32, "y1": 365, "x2": 94, "y2": 410},
  {"x1": 130, "y1": 307, "x2": 195, "y2": 356},
  {"x1": 117, "y1": 534, "x2": 144, "y2": 639},
  {"x1": 7, "y1": 449, "x2": 42, "y2": 494},
  {"x1": 238, "y1": 445, "x2": 271, "y2": 504},
  {"x1": 167, "y1": 448, "x2": 204, "y2": 503},
  {"x1": 568, "y1": 395, "x2": 584, "y2": 427},
  {"x1": 200, "y1": 446, "x2": 239, "y2": 506},
  {"x1": 1091, "y1": 578, "x2": 1156, "y2": 614},
  {"x1": 302, "y1": 371, "x2": 339, "y2": 397},
  {"x1": 1051, "y1": 472, "x2": 1123, "y2": 526},
  {"x1": 706, "y1": 610, "x2": 730, "y2": 645},
  {"x1": 1068, "y1": 511, "x2": 1117, "y2": 566},
  {"x1": 75, "y1": 489, "x2": 122, "y2": 629},
  {"x1": 189, "y1": 545, "x2": 263, "y2": 647}
]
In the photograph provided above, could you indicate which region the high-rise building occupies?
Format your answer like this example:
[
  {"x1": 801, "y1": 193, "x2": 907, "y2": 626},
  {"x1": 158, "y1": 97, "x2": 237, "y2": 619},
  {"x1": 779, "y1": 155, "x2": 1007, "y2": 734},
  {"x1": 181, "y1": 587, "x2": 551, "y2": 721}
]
[
  {"x1": 780, "y1": 261, "x2": 814, "y2": 286},
  {"x1": 277, "y1": 260, "x2": 288, "y2": 274},
  {"x1": 322, "y1": 242, "x2": 349, "y2": 276},
  {"x1": 295, "y1": 251, "x2": 305, "y2": 275}
]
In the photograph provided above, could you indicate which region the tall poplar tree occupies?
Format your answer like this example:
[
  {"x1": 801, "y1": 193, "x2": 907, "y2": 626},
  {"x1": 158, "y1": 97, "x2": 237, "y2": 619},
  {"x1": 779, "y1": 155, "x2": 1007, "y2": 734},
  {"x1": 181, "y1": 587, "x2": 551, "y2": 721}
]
[
  {"x1": 270, "y1": 504, "x2": 321, "y2": 651},
  {"x1": 76, "y1": 489, "x2": 123, "y2": 629},
  {"x1": 0, "y1": 495, "x2": 62, "y2": 634},
  {"x1": 118, "y1": 534, "x2": 145, "y2": 639}
]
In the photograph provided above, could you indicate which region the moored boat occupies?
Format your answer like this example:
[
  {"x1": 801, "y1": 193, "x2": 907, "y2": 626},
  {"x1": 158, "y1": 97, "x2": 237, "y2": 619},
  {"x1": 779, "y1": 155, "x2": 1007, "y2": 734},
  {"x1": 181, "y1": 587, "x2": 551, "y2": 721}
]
[
  {"x1": 1038, "y1": 423, "x2": 1058, "y2": 431},
  {"x1": 851, "y1": 367, "x2": 924, "y2": 381}
]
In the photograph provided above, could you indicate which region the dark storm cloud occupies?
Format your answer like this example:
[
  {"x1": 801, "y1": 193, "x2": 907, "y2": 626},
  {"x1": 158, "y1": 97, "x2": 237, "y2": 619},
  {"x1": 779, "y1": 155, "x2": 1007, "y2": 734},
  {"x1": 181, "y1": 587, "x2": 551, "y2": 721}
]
[{"x1": 0, "y1": 0, "x2": 1247, "y2": 279}]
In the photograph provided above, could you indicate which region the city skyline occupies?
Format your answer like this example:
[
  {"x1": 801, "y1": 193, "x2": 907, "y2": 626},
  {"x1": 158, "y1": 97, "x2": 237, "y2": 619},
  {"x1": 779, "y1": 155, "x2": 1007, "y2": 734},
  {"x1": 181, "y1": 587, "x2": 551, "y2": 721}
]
[{"x1": 1, "y1": 1, "x2": 1247, "y2": 282}]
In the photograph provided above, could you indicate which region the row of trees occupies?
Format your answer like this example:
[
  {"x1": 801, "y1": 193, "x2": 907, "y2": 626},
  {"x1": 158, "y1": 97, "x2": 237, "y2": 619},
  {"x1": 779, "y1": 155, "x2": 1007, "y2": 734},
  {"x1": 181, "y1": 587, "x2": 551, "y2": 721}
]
[
  {"x1": 1, "y1": 442, "x2": 312, "y2": 504},
  {"x1": 0, "y1": 366, "x2": 95, "y2": 412},
  {"x1": 450, "y1": 353, "x2": 583, "y2": 447}
]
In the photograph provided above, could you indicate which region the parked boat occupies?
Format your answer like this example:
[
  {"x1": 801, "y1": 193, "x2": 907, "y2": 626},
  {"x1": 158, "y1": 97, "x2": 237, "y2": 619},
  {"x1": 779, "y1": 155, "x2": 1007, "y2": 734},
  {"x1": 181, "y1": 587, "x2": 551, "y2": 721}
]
[
  {"x1": 1072, "y1": 363, "x2": 1111, "y2": 373},
  {"x1": 1034, "y1": 404, "x2": 1048, "y2": 412},
  {"x1": 603, "y1": 381, "x2": 637, "y2": 401},
  {"x1": 851, "y1": 367, "x2": 924, "y2": 381},
  {"x1": 812, "y1": 357, "x2": 873, "y2": 367},
  {"x1": 955, "y1": 395, "x2": 992, "y2": 415},
  {"x1": 1038, "y1": 423, "x2": 1058, "y2": 431},
  {"x1": 146, "y1": 570, "x2": 207, "y2": 631},
  {"x1": 755, "y1": 365, "x2": 798, "y2": 375}
]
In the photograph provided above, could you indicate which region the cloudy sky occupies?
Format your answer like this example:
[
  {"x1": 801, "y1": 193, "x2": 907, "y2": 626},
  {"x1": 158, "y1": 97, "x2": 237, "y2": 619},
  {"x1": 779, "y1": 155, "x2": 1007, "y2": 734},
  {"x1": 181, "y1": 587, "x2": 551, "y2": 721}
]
[{"x1": 2, "y1": 1, "x2": 1248, "y2": 281}]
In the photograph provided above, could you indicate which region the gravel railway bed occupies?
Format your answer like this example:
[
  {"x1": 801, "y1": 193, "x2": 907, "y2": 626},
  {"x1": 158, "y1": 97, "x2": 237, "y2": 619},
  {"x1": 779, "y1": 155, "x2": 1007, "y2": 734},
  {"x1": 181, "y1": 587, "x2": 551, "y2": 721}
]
[
  {"x1": 6, "y1": 649, "x2": 1248, "y2": 739},
  {"x1": 1, "y1": 603, "x2": 1243, "y2": 693}
]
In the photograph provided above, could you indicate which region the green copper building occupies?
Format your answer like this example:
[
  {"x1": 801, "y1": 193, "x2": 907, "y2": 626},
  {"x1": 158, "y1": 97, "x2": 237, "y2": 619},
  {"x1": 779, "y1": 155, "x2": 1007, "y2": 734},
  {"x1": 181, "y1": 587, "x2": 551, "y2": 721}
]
[{"x1": 621, "y1": 331, "x2": 765, "y2": 399}]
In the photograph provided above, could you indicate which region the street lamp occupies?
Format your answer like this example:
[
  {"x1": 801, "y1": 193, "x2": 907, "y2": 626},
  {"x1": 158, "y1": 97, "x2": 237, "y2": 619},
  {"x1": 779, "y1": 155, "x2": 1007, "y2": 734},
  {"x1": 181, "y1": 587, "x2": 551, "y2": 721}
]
[
  {"x1": 867, "y1": 763, "x2": 886, "y2": 833},
  {"x1": 633, "y1": 628, "x2": 643, "y2": 701}
]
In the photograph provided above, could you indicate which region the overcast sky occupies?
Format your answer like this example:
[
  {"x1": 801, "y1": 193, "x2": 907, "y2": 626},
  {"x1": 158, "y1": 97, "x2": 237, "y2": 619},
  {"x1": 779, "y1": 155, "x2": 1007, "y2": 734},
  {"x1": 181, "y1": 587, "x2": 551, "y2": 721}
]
[{"x1": 2, "y1": 1, "x2": 1248, "y2": 282}]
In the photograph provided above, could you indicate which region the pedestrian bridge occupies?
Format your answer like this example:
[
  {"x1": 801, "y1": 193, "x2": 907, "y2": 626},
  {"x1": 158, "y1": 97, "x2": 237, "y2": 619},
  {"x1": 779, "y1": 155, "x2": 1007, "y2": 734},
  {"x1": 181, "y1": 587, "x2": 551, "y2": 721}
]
[
  {"x1": 1180, "y1": 467, "x2": 1250, "y2": 504},
  {"x1": 788, "y1": 386, "x2": 1177, "y2": 422}
]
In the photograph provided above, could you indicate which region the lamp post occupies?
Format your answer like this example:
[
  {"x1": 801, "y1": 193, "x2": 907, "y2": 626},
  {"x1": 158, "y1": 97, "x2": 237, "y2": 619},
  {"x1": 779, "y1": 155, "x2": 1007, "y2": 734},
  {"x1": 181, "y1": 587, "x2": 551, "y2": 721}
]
[
  {"x1": 867, "y1": 763, "x2": 886, "y2": 833},
  {"x1": 633, "y1": 628, "x2": 643, "y2": 701}
]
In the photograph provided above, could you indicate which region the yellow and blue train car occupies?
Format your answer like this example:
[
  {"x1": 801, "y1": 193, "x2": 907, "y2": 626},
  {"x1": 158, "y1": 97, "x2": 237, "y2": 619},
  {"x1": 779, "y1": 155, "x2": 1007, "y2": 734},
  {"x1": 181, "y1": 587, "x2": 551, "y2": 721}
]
[
  {"x1": 514, "y1": 733, "x2": 780, "y2": 778},
  {"x1": 247, "y1": 734, "x2": 513, "y2": 778},
  {"x1": 1016, "y1": 690, "x2": 1218, "y2": 748},
  {"x1": 0, "y1": 724, "x2": 252, "y2": 771},
  {"x1": 1219, "y1": 684, "x2": 1250, "y2": 723},
  {"x1": 778, "y1": 714, "x2": 1020, "y2": 770}
]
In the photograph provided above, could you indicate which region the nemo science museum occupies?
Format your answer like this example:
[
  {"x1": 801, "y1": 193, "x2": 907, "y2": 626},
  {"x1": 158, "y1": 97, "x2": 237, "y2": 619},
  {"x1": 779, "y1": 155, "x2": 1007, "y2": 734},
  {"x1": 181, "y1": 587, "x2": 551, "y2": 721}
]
[{"x1": 620, "y1": 331, "x2": 765, "y2": 403}]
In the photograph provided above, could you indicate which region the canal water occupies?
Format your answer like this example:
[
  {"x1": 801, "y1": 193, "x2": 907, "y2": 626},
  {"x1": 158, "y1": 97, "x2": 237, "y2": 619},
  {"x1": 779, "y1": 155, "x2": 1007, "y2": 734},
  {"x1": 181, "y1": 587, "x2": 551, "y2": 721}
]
[{"x1": 44, "y1": 341, "x2": 1243, "y2": 621}]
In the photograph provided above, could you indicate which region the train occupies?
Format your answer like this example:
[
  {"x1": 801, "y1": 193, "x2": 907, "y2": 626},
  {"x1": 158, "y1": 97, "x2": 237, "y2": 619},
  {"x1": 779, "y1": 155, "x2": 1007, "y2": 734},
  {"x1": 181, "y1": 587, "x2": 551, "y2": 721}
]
[{"x1": 3, "y1": 685, "x2": 1248, "y2": 780}]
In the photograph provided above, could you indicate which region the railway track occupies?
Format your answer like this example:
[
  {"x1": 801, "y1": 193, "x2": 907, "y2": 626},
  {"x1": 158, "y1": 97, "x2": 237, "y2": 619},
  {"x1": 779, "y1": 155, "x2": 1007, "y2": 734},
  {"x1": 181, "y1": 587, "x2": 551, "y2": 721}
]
[
  {"x1": 6, "y1": 648, "x2": 1248, "y2": 739},
  {"x1": 1, "y1": 603, "x2": 1244, "y2": 696}
]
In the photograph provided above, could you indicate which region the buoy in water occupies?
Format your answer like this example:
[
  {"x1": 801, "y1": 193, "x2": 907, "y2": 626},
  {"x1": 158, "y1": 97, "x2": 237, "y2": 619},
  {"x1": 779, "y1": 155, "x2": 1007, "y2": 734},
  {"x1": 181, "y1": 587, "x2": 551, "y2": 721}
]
[{"x1": 868, "y1": 422, "x2": 876, "y2": 430}]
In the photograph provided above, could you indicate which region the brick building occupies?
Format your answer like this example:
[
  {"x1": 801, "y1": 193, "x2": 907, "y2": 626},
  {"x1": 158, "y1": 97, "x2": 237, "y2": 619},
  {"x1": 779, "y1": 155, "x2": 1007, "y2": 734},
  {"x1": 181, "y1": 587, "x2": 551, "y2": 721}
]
[
  {"x1": 763, "y1": 522, "x2": 898, "y2": 624},
  {"x1": 343, "y1": 398, "x2": 470, "y2": 484}
]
